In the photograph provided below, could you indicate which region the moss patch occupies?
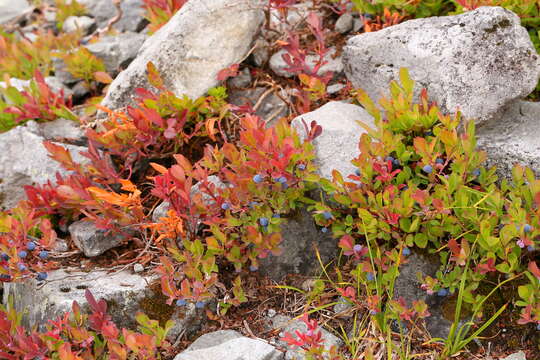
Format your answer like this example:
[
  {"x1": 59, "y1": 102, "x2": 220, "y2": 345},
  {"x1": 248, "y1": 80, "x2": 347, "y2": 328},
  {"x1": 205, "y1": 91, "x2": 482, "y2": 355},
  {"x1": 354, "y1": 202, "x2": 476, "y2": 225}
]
[{"x1": 138, "y1": 280, "x2": 176, "y2": 327}]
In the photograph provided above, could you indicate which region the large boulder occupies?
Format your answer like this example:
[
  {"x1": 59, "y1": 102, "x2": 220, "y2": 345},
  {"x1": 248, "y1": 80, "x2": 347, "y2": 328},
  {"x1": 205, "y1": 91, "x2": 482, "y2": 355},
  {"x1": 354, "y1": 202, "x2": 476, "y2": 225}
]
[
  {"x1": 291, "y1": 101, "x2": 375, "y2": 180},
  {"x1": 175, "y1": 331, "x2": 283, "y2": 360},
  {"x1": 477, "y1": 101, "x2": 540, "y2": 178},
  {"x1": 101, "y1": 0, "x2": 264, "y2": 111},
  {"x1": 343, "y1": 6, "x2": 540, "y2": 125},
  {"x1": 0, "y1": 125, "x2": 88, "y2": 210}
]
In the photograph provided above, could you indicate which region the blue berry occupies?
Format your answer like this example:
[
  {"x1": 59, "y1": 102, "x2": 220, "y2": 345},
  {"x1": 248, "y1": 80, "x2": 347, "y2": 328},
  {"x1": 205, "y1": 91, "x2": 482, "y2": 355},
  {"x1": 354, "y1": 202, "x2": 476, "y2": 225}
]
[
  {"x1": 369, "y1": 309, "x2": 377, "y2": 315},
  {"x1": 536, "y1": 323, "x2": 540, "y2": 331},
  {"x1": 353, "y1": 244, "x2": 363, "y2": 253},
  {"x1": 524, "y1": 224, "x2": 533, "y2": 233},
  {"x1": 17, "y1": 263, "x2": 26, "y2": 271},
  {"x1": 248, "y1": 201, "x2": 259, "y2": 209},
  {"x1": 221, "y1": 202, "x2": 230, "y2": 210},
  {"x1": 322, "y1": 211, "x2": 332, "y2": 220},
  {"x1": 18, "y1": 251, "x2": 27, "y2": 259},
  {"x1": 297, "y1": 164, "x2": 306, "y2": 171},
  {"x1": 259, "y1": 217, "x2": 269, "y2": 227},
  {"x1": 36, "y1": 272, "x2": 47, "y2": 281},
  {"x1": 355, "y1": 169, "x2": 361, "y2": 176},
  {"x1": 422, "y1": 165, "x2": 433, "y2": 174},
  {"x1": 176, "y1": 299, "x2": 187, "y2": 306},
  {"x1": 26, "y1": 242, "x2": 36, "y2": 251},
  {"x1": 402, "y1": 247, "x2": 411, "y2": 256},
  {"x1": 528, "y1": 245, "x2": 535, "y2": 252},
  {"x1": 277, "y1": 176, "x2": 287, "y2": 184},
  {"x1": 272, "y1": 214, "x2": 280, "y2": 218},
  {"x1": 321, "y1": 227, "x2": 328, "y2": 233},
  {"x1": 249, "y1": 265, "x2": 258, "y2": 272},
  {"x1": 385, "y1": 156, "x2": 394, "y2": 163},
  {"x1": 436, "y1": 158, "x2": 444, "y2": 165},
  {"x1": 472, "y1": 168, "x2": 481, "y2": 177},
  {"x1": 1, "y1": 253, "x2": 9, "y2": 261},
  {"x1": 253, "y1": 174, "x2": 264, "y2": 183},
  {"x1": 0, "y1": 274, "x2": 11, "y2": 281},
  {"x1": 195, "y1": 301, "x2": 205, "y2": 309},
  {"x1": 367, "y1": 273, "x2": 375, "y2": 281},
  {"x1": 425, "y1": 130, "x2": 434, "y2": 137},
  {"x1": 437, "y1": 289, "x2": 448, "y2": 297},
  {"x1": 393, "y1": 158, "x2": 400, "y2": 167},
  {"x1": 39, "y1": 251, "x2": 49, "y2": 260}
]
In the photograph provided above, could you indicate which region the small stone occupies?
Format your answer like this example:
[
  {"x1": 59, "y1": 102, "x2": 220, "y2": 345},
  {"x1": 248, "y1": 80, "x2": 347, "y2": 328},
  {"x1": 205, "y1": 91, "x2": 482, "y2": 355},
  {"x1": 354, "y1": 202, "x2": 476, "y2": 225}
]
[
  {"x1": 227, "y1": 68, "x2": 252, "y2": 88},
  {"x1": 133, "y1": 263, "x2": 144, "y2": 273},
  {"x1": 352, "y1": 18, "x2": 363, "y2": 32},
  {"x1": 326, "y1": 83, "x2": 345, "y2": 94},
  {"x1": 270, "y1": 47, "x2": 343, "y2": 78},
  {"x1": 267, "y1": 308, "x2": 277, "y2": 318},
  {"x1": 335, "y1": 13, "x2": 354, "y2": 34},
  {"x1": 500, "y1": 351, "x2": 527, "y2": 360},
  {"x1": 85, "y1": 32, "x2": 147, "y2": 75},
  {"x1": 63, "y1": 16, "x2": 96, "y2": 34},
  {"x1": 68, "y1": 220, "x2": 126, "y2": 258}
]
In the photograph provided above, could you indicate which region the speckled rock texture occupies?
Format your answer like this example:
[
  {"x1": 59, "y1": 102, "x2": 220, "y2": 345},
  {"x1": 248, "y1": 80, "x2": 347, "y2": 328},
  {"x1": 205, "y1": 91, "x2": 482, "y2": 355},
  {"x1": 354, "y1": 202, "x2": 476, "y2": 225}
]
[
  {"x1": 343, "y1": 6, "x2": 540, "y2": 125},
  {"x1": 477, "y1": 101, "x2": 540, "y2": 178},
  {"x1": 291, "y1": 101, "x2": 375, "y2": 180},
  {"x1": 101, "y1": 0, "x2": 265, "y2": 111}
]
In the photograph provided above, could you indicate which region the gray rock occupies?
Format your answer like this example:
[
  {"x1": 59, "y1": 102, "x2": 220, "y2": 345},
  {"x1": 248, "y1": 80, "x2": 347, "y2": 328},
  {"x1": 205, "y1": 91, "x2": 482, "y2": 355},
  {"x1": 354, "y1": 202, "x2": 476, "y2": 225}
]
[
  {"x1": 326, "y1": 83, "x2": 346, "y2": 94},
  {"x1": 500, "y1": 352, "x2": 527, "y2": 360},
  {"x1": 270, "y1": 47, "x2": 343, "y2": 78},
  {"x1": 335, "y1": 13, "x2": 354, "y2": 34},
  {"x1": 53, "y1": 57, "x2": 78, "y2": 86},
  {"x1": 133, "y1": 263, "x2": 144, "y2": 273},
  {"x1": 269, "y1": 315, "x2": 342, "y2": 360},
  {"x1": 0, "y1": 126, "x2": 88, "y2": 209},
  {"x1": 152, "y1": 201, "x2": 171, "y2": 223},
  {"x1": 228, "y1": 87, "x2": 290, "y2": 125},
  {"x1": 477, "y1": 101, "x2": 540, "y2": 179},
  {"x1": 101, "y1": 0, "x2": 264, "y2": 112},
  {"x1": 352, "y1": 18, "x2": 363, "y2": 32},
  {"x1": 291, "y1": 101, "x2": 375, "y2": 180},
  {"x1": 333, "y1": 296, "x2": 353, "y2": 317},
  {"x1": 268, "y1": 1, "x2": 313, "y2": 33},
  {"x1": 68, "y1": 220, "x2": 125, "y2": 257},
  {"x1": 85, "y1": 32, "x2": 148, "y2": 75},
  {"x1": 343, "y1": 6, "x2": 540, "y2": 125},
  {"x1": 186, "y1": 330, "x2": 243, "y2": 351},
  {"x1": 38, "y1": 118, "x2": 84, "y2": 141},
  {"x1": 259, "y1": 207, "x2": 337, "y2": 281},
  {"x1": 175, "y1": 336, "x2": 283, "y2": 360},
  {"x1": 63, "y1": 15, "x2": 96, "y2": 34},
  {"x1": 393, "y1": 252, "x2": 457, "y2": 339},
  {"x1": 2, "y1": 268, "x2": 159, "y2": 330},
  {"x1": 79, "y1": 0, "x2": 147, "y2": 33},
  {"x1": 251, "y1": 39, "x2": 270, "y2": 67},
  {"x1": 228, "y1": 67, "x2": 252, "y2": 89},
  {"x1": 71, "y1": 81, "x2": 91, "y2": 100},
  {"x1": 0, "y1": 0, "x2": 30, "y2": 24}
]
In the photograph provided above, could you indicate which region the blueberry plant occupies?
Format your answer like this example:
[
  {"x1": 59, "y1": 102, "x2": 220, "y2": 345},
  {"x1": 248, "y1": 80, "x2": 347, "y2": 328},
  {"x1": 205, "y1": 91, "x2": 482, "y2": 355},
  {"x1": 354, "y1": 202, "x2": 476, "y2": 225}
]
[{"x1": 307, "y1": 68, "x2": 540, "y2": 345}]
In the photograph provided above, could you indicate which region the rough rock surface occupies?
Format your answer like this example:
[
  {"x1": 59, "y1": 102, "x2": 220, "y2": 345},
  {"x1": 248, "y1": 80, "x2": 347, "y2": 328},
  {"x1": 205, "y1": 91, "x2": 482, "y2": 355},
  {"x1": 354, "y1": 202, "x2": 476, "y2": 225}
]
[
  {"x1": 228, "y1": 87, "x2": 290, "y2": 126},
  {"x1": 0, "y1": 0, "x2": 30, "y2": 24},
  {"x1": 291, "y1": 101, "x2": 375, "y2": 180},
  {"x1": 101, "y1": 0, "x2": 264, "y2": 111},
  {"x1": 501, "y1": 352, "x2": 527, "y2": 360},
  {"x1": 343, "y1": 6, "x2": 540, "y2": 125},
  {"x1": 2, "y1": 268, "x2": 157, "y2": 330},
  {"x1": 175, "y1": 332, "x2": 283, "y2": 360},
  {"x1": 86, "y1": 32, "x2": 147, "y2": 75},
  {"x1": 62, "y1": 15, "x2": 96, "y2": 34},
  {"x1": 477, "y1": 101, "x2": 540, "y2": 178},
  {"x1": 0, "y1": 126, "x2": 88, "y2": 209},
  {"x1": 270, "y1": 47, "x2": 343, "y2": 78},
  {"x1": 259, "y1": 207, "x2": 337, "y2": 281},
  {"x1": 25, "y1": 118, "x2": 84, "y2": 142},
  {"x1": 68, "y1": 220, "x2": 125, "y2": 257},
  {"x1": 186, "y1": 330, "x2": 243, "y2": 351},
  {"x1": 0, "y1": 76, "x2": 73, "y2": 100},
  {"x1": 268, "y1": 315, "x2": 342, "y2": 360},
  {"x1": 79, "y1": 0, "x2": 147, "y2": 33},
  {"x1": 394, "y1": 252, "x2": 458, "y2": 339}
]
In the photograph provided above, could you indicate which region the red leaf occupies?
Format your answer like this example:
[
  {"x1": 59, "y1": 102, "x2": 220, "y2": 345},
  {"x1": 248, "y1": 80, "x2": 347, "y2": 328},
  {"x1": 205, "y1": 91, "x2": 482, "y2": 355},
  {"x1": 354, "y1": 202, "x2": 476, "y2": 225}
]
[{"x1": 217, "y1": 63, "x2": 239, "y2": 81}]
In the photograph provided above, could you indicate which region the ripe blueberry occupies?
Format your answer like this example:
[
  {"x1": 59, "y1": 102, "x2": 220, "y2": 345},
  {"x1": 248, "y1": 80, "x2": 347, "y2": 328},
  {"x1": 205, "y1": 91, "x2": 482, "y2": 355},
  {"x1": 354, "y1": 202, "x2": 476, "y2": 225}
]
[
  {"x1": 176, "y1": 299, "x2": 187, "y2": 307},
  {"x1": 221, "y1": 202, "x2": 230, "y2": 210},
  {"x1": 537, "y1": 323, "x2": 540, "y2": 331},
  {"x1": 393, "y1": 158, "x2": 400, "y2": 167},
  {"x1": 402, "y1": 247, "x2": 411, "y2": 256},
  {"x1": 367, "y1": 273, "x2": 375, "y2": 281},
  {"x1": 37, "y1": 272, "x2": 47, "y2": 281},
  {"x1": 195, "y1": 301, "x2": 205, "y2": 309},
  {"x1": 249, "y1": 265, "x2": 258, "y2": 272},
  {"x1": 297, "y1": 164, "x2": 306, "y2": 171},
  {"x1": 437, "y1": 289, "x2": 448, "y2": 297},
  {"x1": 322, "y1": 211, "x2": 332, "y2": 220},
  {"x1": 272, "y1": 214, "x2": 280, "y2": 218},
  {"x1": 422, "y1": 165, "x2": 433, "y2": 174},
  {"x1": 321, "y1": 227, "x2": 328, "y2": 233},
  {"x1": 435, "y1": 158, "x2": 444, "y2": 165},
  {"x1": 277, "y1": 176, "x2": 287, "y2": 184},
  {"x1": 39, "y1": 251, "x2": 49, "y2": 260},
  {"x1": 528, "y1": 245, "x2": 535, "y2": 252},
  {"x1": 369, "y1": 309, "x2": 377, "y2": 315},
  {"x1": 259, "y1": 217, "x2": 269, "y2": 227},
  {"x1": 472, "y1": 168, "x2": 481, "y2": 177},
  {"x1": 1, "y1": 253, "x2": 9, "y2": 261},
  {"x1": 524, "y1": 224, "x2": 533, "y2": 233},
  {"x1": 355, "y1": 169, "x2": 361, "y2": 176},
  {"x1": 353, "y1": 244, "x2": 363, "y2": 253},
  {"x1": 18, "y1": 263, "x2": 26, "y2": 271},
  {"x1": 253, "y1": 174, "x2": 264, "y2": 183},
  {"x1": 18, "y1": 251, "x2": 27, "y2": 259},
  {"x1": 385, "y1": 156, "x2": 394, "y2": 163},
  {"x1": 26, "y1": 242, "x2": 36, "y2": 251}
]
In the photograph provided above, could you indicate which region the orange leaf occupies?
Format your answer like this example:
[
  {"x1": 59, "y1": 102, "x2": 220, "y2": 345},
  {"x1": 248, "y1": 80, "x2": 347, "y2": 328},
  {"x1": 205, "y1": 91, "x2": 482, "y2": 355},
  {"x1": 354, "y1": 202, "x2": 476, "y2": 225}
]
[{"x1": 94, "y1": 71, "x2": 113, "y2": 84}]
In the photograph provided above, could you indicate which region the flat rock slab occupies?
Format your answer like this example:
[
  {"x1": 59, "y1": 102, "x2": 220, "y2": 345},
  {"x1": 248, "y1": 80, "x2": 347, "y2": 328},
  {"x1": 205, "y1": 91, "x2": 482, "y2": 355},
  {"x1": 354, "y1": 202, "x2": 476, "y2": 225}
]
[
  {"x1": 101, "y1": 0, "x2": 264, "y2": 111},
  {"x1": 477, "y1": 101, "x2": 540, "y2": 179},
  {"x1": 2, "y1": 268, "x2": 157, "y2": 330},
  {"x1": 175, "y1": 335, "x2": 283, "y2": 360},
  {"x1": 343, "y1": 6, "x2": 540, "y2": 125},
  {"x1": 500, "y1": 352, "x2": 527, "y2": 360},
  {"x1": 291, "y1": 101, "x2": 375, "y2": 180}
]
